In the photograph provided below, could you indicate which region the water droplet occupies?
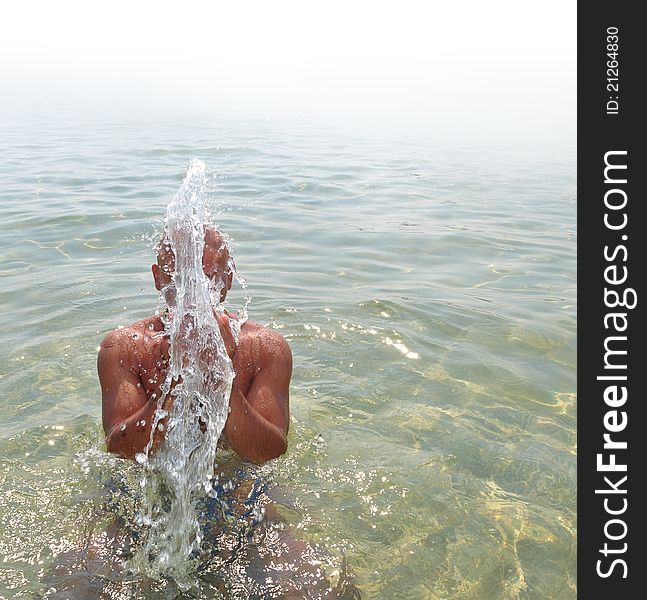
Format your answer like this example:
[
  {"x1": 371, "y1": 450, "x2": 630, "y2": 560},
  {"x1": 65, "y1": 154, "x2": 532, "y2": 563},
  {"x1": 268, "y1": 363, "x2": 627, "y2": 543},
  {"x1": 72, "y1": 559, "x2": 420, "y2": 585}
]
[
  {"x1": 251, "y1": 506, "x2": 266, "y2": 524},
  {"x1": 148, "y1": 323, "x2": 155, "y2": 331},
  {"x1": 158, "y1": 423, "x2": 165, "y2": 431},
  {"x1": 132, "y1": 333, "x2": 139, "y2": 340}
]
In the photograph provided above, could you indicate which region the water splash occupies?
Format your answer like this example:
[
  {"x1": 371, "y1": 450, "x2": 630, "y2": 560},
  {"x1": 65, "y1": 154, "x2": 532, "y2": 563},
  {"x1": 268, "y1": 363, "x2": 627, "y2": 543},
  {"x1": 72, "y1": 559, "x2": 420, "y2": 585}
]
[{"x1": 131, "y1": 159, "x2": 248, "y2": 589}]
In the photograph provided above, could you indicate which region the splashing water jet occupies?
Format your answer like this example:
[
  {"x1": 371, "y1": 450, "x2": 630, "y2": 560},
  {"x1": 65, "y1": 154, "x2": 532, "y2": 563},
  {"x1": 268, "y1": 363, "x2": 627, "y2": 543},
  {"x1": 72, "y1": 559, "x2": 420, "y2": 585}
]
[{"x1": 131, "y1": 159, "x2": 248, "y2": 589}]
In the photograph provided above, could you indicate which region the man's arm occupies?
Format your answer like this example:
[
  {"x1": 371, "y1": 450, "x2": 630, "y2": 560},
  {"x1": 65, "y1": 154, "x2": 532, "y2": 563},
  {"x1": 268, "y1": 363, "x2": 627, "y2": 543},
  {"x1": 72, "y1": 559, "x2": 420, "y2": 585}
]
[
  {"x1": 98, "y1": 330, "x2": 170, "y2": 460},
  {"x1": 221, "y1": 322, "x2": 292, "y2": 465}
]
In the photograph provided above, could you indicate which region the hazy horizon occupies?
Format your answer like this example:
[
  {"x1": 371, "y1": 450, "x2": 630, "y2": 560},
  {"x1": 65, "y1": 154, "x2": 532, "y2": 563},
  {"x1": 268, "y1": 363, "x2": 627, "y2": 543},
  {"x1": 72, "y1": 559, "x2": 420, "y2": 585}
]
[{"x1": 2, "y1": 1, "x2": 575, "y2": 148}]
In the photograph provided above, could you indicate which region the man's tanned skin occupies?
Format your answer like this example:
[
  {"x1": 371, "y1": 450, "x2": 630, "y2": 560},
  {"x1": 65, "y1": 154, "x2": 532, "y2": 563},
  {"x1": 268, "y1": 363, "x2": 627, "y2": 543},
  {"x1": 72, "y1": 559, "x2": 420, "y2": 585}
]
[{"x1": 98, "y1": 227, "x2": 291, "y2": 465}]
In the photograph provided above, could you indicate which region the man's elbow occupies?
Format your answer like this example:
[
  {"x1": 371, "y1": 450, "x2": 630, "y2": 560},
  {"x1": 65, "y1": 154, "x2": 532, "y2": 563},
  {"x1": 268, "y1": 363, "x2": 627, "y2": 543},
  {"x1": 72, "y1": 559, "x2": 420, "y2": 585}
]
[
  {"x1": 106, "y1": 429, "x2": 135, "y2": 461},
  {"x1": 106, "y1": 435, "x2": 120, "y2": 457},
  {"x1": 250, "y1": 433, "x2": 288, "y2": 465},
  {"x1": 271, "y1": 433, "x2": 288, "y2": 461}
]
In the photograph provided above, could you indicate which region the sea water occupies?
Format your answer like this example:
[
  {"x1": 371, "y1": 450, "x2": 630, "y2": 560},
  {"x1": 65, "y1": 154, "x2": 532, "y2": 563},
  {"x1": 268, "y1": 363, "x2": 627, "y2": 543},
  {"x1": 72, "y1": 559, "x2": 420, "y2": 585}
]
[{"x1": 0, "y1": 113, "x2": 576, "y2": 599}]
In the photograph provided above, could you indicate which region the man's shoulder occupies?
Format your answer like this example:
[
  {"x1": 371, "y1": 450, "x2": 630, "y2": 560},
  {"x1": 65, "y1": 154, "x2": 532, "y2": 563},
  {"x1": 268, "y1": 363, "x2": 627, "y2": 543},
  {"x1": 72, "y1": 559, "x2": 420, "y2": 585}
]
[
  {"x1": 99, "y1": 316, "x2": 160, "y2": 354},
  {"x1": 240, "y1": 321, "x2": 292, "y2": 361},
  {"x1": 241, "y1": 320, "x2": 289, "y2": 343}
]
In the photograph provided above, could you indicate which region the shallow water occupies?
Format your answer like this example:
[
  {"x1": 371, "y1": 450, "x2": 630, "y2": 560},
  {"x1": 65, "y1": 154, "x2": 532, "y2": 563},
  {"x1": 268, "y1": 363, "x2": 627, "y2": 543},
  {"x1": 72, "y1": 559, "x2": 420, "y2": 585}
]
[{"x1": 0, "y1": 113, "x2": 576, "y2": 599}]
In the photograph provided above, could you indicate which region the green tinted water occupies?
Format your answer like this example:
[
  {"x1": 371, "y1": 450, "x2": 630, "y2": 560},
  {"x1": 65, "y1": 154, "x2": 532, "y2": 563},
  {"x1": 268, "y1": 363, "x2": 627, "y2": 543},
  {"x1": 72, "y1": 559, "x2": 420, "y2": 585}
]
[{"x1": 0, "y1": 114, "x2": 576, "y2": 599}]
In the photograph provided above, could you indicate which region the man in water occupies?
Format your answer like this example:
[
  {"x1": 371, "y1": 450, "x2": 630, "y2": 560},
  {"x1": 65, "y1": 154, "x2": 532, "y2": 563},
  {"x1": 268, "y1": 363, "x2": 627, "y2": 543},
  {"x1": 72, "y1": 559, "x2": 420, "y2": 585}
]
[
  {"x1": 98, "y1": 225, "x2": 292, "y2": 464},
  {"x1": 94, "y1": 227, "x2": 359, "y2": 599}
]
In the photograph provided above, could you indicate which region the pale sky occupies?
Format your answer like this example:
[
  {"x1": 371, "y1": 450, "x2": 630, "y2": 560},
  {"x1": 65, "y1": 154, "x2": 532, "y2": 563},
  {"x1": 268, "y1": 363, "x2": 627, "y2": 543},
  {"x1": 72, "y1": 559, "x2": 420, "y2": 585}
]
[{"x1": 1, "y1": 0, "x2": 575, "y2": 144}]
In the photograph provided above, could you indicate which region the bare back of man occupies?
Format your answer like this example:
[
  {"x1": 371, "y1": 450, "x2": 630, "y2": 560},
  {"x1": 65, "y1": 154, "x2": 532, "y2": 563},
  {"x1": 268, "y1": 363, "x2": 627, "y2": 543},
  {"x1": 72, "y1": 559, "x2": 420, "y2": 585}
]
[{"x1": 99, "y1": 313, "x2": 291, "y2": 465}]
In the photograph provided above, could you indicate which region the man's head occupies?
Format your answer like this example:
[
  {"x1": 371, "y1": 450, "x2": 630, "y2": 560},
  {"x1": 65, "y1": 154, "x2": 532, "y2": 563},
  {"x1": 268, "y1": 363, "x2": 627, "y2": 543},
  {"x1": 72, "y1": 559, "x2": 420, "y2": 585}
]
[{"x1": 151, "y1": 225, "x2": 233, "y2": 302}]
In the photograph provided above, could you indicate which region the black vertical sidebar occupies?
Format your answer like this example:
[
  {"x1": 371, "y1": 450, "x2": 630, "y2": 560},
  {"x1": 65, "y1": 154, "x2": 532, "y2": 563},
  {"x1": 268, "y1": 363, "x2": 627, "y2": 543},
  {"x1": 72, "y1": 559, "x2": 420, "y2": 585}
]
[{"x1": 578, "y1": 2, "x2": 645, "y2": 598}]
